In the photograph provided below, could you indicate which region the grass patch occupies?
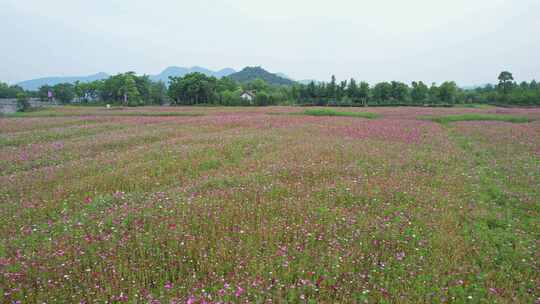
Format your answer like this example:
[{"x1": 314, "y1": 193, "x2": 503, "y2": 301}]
[
  {"x1": 452, "y1": 104, "x2": 494, "y2": 109},
  {"x1": 428, "y1": 114, "x2": 532, "y2": 124},
  {"x1": 301, "y1": 108, "x2": 379, "y2": 119}
]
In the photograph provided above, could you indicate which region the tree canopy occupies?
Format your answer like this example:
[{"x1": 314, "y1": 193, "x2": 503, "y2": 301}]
[{"x1": 3, "y1": 70, "x2": 537, "y2": 106}]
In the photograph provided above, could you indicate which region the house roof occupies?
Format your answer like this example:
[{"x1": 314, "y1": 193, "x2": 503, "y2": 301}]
[{"x1": 241, "y1": 91, "x2": 256, "y2": 97}]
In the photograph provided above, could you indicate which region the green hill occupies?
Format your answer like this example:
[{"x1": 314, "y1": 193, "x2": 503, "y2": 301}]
[{"x1": 228, "y1": 67, "x2": 296, "y2": 86}]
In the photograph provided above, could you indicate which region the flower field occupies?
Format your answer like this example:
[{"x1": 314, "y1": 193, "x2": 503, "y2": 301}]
[{"x1": 1, "y1": 106, "x2": 539, "y2": 303}]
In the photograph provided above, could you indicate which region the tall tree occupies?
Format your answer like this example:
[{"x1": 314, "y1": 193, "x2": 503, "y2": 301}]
[
  {"x1": 337, "y1": 80, "x2": 347, "y2": 101},
  {"x1": 245, "y1": 78, "x2": 269, "y2": 92},
  {"x1": 438, "y1": 81, "x2": 458, "y2": 104},
  {"x1": 327, "y1": 75, "x2": 337, "y2": 100},
  {"x1": 372, "y1": 82, "x2": 392, "y2": 104},
  {"x1": 16, "y1": 92, "x2": 31, "y2": 112},
  {"x1": 497, "y1": 71, "x2": 514, "y2": 95},
  {"x1": 307, "y1": 81, "x2": 316, "y2": 100},
  {"x1": 168, "y1": 72, "x2": 218, "y2": 105},
  {"x1": 530, "y1": 80, "x2": 538, "y2": 90},
  {"x1": 149, "y1": 81, "x2": 168, "y2": 105},
  {"x1": 429, "y1": 83, "x2": 440, "y2": 103},
  {"x1": 358, "y1": 82, "x2": 370, "y2": 106},
  {"x1": 390, "y1": 81, "x2": 410, "y2": 103},
  {"x1": 118, "y1": 74, "x2": 141, "y2": 106},
  {"x1": 53, "y1": 83, "x2": 75, "y2": 103},
  {"x1": 411, "y1": 81, "x2": 429, "y2": 104},
  {"x1": 0, "y1": 82, "x2": 24, "y2": 99},
  {"x1": 347, "y1": 78, "x2": 359, "y2": 102},
  {"x1": 38, "y1": 85, "x2": 53, "y2": 101}
]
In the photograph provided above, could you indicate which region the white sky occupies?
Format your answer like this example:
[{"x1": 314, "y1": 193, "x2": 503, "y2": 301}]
[{"x1": 1, "y1": 0, "x2": 539, "y2": 85}]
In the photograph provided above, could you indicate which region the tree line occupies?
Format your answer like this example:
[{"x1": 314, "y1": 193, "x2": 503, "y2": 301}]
[
  {"x1": 292, "y1": 72, "x2": 539, "y2": 106},
  {"x1": 1, "y1": 71, "x2": 538, "y2": 106},
  {"x1": 168, "y1": 73, "x2": 289, "y2": 106},
  {"x1": 33, "y1": 72, "x2": 169, "y2": 106},
  {"x1": 1, "y1": 72, "x2": 288, "y2": 106},
  {"x1": 0, "y1": 82, "x2": 25, "y2": 99}
]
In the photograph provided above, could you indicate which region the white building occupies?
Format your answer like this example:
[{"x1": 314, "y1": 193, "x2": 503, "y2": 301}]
[{"x1": 240, "y1": 91, "x2": 256, "y2": 103}]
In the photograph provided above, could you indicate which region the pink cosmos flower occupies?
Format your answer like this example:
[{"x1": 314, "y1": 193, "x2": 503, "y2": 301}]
[
  {"x1": 186, "y1": 296, "x2": 196, "y2": 304},
  {"x1": 115, "y1": 293, "x2": 128, "y2": 302},
  {"x1": 235, "y1": 286, "x2": 245, "y2": 297}
]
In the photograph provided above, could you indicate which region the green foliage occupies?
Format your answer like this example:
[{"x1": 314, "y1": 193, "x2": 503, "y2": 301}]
[
  {"x1": 372, "y1": 82, "x2": 393, "y2": 103},
  {"x1": 244, "y1": 78, "x2": 269, "y2": 92},
  {"x1": 38, "y1": 85, "x2": 53, "y2": 101},
  {"x1": 7, "y1": 70, "x2": 540, "y2": 107},
  {"x1": 16, "y1": 92, "x2": 31, "y2": 112},
  {"x1": 358, "y1": 81, "x2": 370, "y2": 105},
  {"x1": 390, "y1": 81, "x2": 410, "y2": 102},
  {"x1": 429, "y1": 114, "x2": 532, "y2": 124},
  {"x1": 411, "y1": 81, "x2": 429, "y2": 104},
  {"x1": 0, "y1": 82, "x2": 24, "y2": 98},
  {"x1": 302, "y1": 108, "x2": 378, "y2": 118},
  {"x1": 327, "y1": 75, "x2": 337, "y2": 99},
  {"x1": 99, "y1": 72, "x2": 146, "y2": 105},
  {"x1": 293, "y1": 71, "x2": 539, "y2": 106},
  {"x1": 438, "y1": 81, "x2": 458, "y2": 104},
  {"x1": 220, "y1": 89, "x2": 243, "y2": 106},
  {"x1": 254, "y1": 91, "x2": 271, "y2": 106},
  {"x1": 168, "y1": 72, "x2": 218, "y2": 105},
  {"x1": 497, "y1": 71, "x2": 514, "y2": 95},
  {"x1": 149, "y1": 81, "x2": 168, "y2": 105},
  {"x1": 227, "y1": 66, "x2": 296, "y2": 86},
  {"x1": 167, "y1": 73, "x2": 288, "y2": 106},
  {"x1": 122, "y1": 74, "x2": 142, "y2": 106},
  {"x1": 52, "y1": 83, "x2": 76, "y2": 103}
]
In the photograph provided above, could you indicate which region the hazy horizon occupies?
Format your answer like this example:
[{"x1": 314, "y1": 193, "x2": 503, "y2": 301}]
[{"x1": 2, "y1": 0, "x2": 539, "y2": 85}]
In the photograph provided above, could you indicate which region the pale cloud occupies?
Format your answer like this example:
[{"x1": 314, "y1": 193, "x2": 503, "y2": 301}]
[{"x1": 1, "y1": 0, "x2": 539, "y2": 85}]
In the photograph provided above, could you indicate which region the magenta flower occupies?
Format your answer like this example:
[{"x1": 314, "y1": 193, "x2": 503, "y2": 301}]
[
  {"x1": 186, "y1": 296, "x2": 196, "y2": 304},
  {"x1": 114, "y1": 293, "x2": 128, "y2": 302},
  {"x1": 164, "y1": 282, "x2": 172, "y2": 289},
  {"x1": 235, "y1": 286, "x2": 245, "y2": 297}
]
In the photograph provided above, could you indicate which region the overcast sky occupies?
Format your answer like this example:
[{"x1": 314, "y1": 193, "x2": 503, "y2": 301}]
[{"x1": 2, "y1": 0, "x2": 539, "y2": 85}]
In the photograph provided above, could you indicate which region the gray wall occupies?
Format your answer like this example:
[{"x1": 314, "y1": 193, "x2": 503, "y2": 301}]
[{"x1": 0, "y1": 98, "x2": 58, "y2": 114}]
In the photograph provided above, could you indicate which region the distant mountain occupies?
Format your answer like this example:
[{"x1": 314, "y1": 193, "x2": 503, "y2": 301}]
[
  {"x1": 150, "y1": 66, "x2": 236, "y2": 83},
  {"x1": 253, "y1": 71, "x2": 319, "y2": 85},
  {"x1": 298, "y1": 79, "x2": 321, "y2": 85},
  {"x1": 214, "y1": 68, "x2": 237, "y2": 78},
  {"x1": 17, "y1": 66, "x2": 297, "y2": 90},
  {"x1": 275, "y1": 72, "x2": 292, "y2": 80},
  {"x1": 275, "y1": 74, "x2": 322, "y2": 85},
  {"x1": 18, "y1": 72, "x2": 109, "y2": 91},
  {"x1": 227, "y1": 67, "x2": 296, "y2": 86}
]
